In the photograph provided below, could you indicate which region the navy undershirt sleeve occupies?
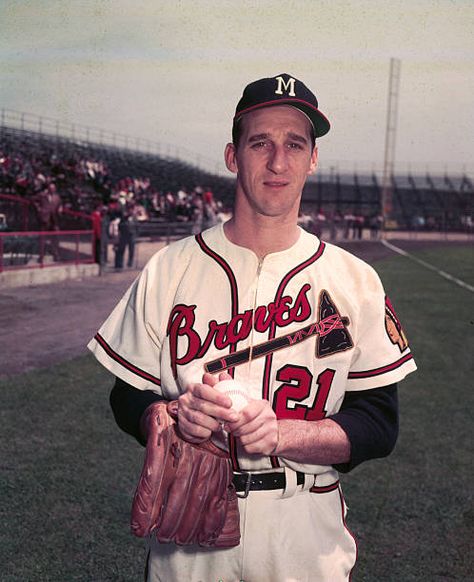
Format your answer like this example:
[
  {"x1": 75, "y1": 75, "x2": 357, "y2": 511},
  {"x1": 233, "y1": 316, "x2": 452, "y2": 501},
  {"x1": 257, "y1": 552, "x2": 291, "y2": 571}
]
[
  {"x1": 109, "y1": 377, "x2": 164, "y2": 446},
  {"x1": 109, "y1": 377, "x2": 399, "y2": 471},
  {"x1": 330, "y1": 383, "x2": 399, "y2": 473}
]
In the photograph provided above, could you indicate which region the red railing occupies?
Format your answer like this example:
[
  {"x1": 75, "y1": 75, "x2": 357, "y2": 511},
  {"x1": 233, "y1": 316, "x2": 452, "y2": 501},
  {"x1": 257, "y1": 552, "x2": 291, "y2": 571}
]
[
  {"x1": 0, "y1": 193, "x2": 93, "y2": 231},
  {"x1": 0, "y1": 229, "x2": 95, "y2": 273}
]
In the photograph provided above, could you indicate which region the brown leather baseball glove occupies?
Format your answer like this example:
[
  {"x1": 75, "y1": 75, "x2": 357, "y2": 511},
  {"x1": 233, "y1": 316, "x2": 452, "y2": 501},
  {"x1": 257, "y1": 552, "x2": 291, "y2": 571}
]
[{"x1": 130, "y1": 400, "x2": 240, "y2": 548}]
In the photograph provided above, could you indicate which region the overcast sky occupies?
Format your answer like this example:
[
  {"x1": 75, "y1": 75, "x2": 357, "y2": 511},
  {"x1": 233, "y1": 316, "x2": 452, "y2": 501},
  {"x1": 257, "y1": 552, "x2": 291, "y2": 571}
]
[{"x1": 1, "y1": 0, "x2": 473, "y2": 175}]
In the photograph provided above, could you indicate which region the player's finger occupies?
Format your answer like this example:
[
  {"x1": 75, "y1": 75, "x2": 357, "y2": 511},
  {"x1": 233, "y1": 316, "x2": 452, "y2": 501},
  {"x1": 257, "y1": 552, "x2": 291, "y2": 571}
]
[
  {"x1": 191, "y1": 381, "x2": 234, "y2": 408},
  {"x1": 218, "y1": 371, "x2": 233, "y2": 382},
  {"x1": 196, "y1": 401, "x2": 239, "y2": 424},
  {"x1": 202, "y1": 371, "x2": 232, "y2": 387},
  {"x1": 202, "y1": 372, "x2": 219, "y2": 387},
  {"x1": 179, "y1": 388, "x2": 238, "y2": 424},
  {"x1": 178, "y1": 406, "x2": 219, "y2": 437},
  {"x1": 176, "y1": 416, "x2": 212, "y2": 443}
]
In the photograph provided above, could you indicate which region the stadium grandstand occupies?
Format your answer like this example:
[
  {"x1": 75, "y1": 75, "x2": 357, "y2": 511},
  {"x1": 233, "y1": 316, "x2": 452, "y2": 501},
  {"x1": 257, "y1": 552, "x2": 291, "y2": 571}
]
[{"x1": 0, "y1": 108, "x2": 472, "y2": 278}]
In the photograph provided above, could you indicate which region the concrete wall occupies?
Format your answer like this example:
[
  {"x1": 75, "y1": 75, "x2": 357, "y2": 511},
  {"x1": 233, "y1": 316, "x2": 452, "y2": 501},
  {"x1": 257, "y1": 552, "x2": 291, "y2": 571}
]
[{"x1": 0, "y1": 263, "x2": 99, "y2": 289}]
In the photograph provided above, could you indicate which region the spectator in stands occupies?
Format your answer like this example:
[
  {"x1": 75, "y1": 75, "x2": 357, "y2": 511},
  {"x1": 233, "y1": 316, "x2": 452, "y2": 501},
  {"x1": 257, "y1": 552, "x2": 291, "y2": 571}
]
[
  {"x1": 176, "y1": 187, "x2": 188, "y2": 204},
  {"x1": 343, "y1": 212, "x2": 354, "y2": 239},
  {"x1": 164, "y1": 191, "x2": 176, "y2": 220},
  {"x1": 353, "y1": 214, "x2": 364, "y2": 240},
  {"x1": 412, "y1": 215, "x2": 425, "y2": 231},
  {"x1": 91, "y1": 203, "x2": 102, "y2": 264},
  {"x1": 461, "y1": 215, "x2": 473, "y2": 233},
  {"x1": 33, "y1": 182, "x2": 62, "y2": 231},
  {"x1": 297, "y1": 210, "x2": 312, "y2": 231},
  {"x1": 150, "y1": 191, "x2": 161, "y2": 215},
  {"x1": 369, "y1": 214, "x2": 383, "y2": 239},
  {"x1": 30, "y1": 181, "x2": 62, "y2": 260},
  {"x1": 91, "y1": 202, "x2": 111, "y2": 265},
  {"x1": 202, "y1": 186, "x2": 219, "y2": 229},
  {"x1": 133, "y1": 202, "x2": 149, "y2": 222},
  {"x1": 327, "y1": 211, "x2": 340, "y2": 241},
  {"x1": 310, "y1": 210, "x2": 323, "y2": 238},
  {"x1": 313, "y1": 209, "x2": 327, "y2": 238},
  {"x1": 426, "y1": 216, "x2": 436, "y2": 231}
]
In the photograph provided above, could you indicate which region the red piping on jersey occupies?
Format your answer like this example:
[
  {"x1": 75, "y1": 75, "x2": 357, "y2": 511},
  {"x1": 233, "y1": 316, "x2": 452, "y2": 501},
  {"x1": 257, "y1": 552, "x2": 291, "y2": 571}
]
[
  {"x1": 195, "y1": 232, "x2": 242, "y2": 470},
  {"x1": 94, "y1": 333, "x2": 162, "y2": 386},
  {"x1": 262, "y1": 240, "x2": 326, "y2": 468},
  {"x1": 348, "y1": 353, "x2": 414, "y2": 379},
  {"x1": 338, "y1": 485, "x2": 358, "y2": 581},
  {"x1": 262, "y1": 240, "x2": 325, "y2": 400},
  {"x1": 309, "y1": 480, "x2": 340, "y2": 494},
  {"x1": 195, "y1": 233, "x2": 239, "y2": 330}
]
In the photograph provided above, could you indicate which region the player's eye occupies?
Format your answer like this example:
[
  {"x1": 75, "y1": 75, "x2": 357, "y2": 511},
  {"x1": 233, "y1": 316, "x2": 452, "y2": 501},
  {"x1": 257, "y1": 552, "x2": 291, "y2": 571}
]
[
  {"x1": 287, "y1": 142, "x2": 304, "y2": 150},
  {"x1": 250, "y1": 141, "x2": 268, "y2": 150}
]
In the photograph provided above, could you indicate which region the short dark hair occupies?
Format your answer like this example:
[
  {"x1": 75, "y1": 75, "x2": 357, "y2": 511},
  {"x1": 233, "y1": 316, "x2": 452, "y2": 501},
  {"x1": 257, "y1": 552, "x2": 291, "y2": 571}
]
[{"x1": 232, "y1": 114, "x2": 316, "y2": 150}]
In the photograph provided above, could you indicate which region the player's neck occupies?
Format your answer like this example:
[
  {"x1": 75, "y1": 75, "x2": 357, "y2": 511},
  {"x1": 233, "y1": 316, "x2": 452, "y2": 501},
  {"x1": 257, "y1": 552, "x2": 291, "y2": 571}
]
[{"x1": 224, "y1": 214, "x2": 300, "y2": 259}]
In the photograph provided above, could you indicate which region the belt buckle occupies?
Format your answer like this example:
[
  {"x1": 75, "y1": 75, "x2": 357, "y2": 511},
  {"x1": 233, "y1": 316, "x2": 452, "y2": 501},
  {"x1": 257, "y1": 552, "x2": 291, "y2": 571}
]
[{"x1": 235, "y1": 471, "x2": 252, "y2": 499}]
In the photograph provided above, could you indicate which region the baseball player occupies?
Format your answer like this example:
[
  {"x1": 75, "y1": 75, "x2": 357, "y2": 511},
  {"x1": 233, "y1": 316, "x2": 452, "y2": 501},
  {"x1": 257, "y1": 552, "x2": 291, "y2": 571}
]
[{"x1": 88, "y1": 73, "x2": 416, "y2": 581}]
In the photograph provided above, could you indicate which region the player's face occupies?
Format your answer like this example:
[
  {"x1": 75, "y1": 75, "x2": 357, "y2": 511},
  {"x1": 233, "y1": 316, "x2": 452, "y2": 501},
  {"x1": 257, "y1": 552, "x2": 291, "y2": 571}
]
[{"x1": 225, "y1": 106, "x2": 318, "y2": 220}]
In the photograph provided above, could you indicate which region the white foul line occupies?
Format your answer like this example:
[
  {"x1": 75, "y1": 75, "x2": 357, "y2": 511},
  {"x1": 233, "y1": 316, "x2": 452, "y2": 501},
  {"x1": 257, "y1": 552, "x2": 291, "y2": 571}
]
[{"x1": 381, "y1": 239, "x2": 474, "y2": 294}]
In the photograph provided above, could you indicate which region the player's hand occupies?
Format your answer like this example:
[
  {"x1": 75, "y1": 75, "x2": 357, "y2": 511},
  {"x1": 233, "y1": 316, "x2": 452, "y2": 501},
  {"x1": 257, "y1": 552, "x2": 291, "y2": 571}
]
[
  {"x1": 177, "y1": 372, "x2": 239, "y2": 444},
  {"x1": 225, "y1": 400, "x2": 279, "y2": 456}
]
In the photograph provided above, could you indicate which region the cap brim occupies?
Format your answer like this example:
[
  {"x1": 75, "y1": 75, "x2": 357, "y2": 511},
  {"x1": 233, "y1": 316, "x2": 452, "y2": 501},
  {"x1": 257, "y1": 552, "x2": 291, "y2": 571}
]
[{"x1": 290, "y1": 103, "x2": 330, "y2": 138}]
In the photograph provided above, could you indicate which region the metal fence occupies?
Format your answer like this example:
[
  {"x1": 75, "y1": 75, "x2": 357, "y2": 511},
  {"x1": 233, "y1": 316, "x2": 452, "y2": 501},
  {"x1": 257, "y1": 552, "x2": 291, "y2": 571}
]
[{"x1": 0, "y1": 230, "x2": 95, "y2": 272}]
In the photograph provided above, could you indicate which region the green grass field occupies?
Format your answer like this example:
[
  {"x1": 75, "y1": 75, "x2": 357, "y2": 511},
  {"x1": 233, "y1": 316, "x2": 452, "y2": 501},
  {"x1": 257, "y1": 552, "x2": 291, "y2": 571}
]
[
  {"x1": 1, "y1": 244, "x2": 472, "y2": 581},
  {"x1": 340, "y1": 245, "x2": 473, "y2": 581}
]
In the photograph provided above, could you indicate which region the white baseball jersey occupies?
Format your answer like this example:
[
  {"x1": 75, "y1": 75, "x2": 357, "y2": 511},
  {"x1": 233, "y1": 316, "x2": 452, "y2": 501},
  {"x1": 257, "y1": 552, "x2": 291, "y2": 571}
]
[{"x1": 88, "y1": 222, "x2": 416, "y2": 484}]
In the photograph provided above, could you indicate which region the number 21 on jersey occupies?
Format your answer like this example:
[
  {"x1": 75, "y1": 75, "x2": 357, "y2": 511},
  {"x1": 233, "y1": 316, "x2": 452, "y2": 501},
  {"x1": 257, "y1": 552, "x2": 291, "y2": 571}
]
[{"x1": 272, "y1": 365, "x2": 335, "y2": 421}]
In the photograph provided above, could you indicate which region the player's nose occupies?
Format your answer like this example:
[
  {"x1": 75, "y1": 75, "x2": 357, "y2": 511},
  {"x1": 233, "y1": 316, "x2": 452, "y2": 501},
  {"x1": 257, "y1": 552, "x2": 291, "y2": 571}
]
[{"x1": 266, "y1": 144, "x2": 288, "y2": 174}]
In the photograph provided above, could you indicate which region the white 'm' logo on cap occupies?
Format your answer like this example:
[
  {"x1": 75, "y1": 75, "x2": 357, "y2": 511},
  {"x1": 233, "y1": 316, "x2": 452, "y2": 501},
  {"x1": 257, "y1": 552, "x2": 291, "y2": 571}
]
[{"x1": 275, "y1": 76, "x2": 296, "y2": 97}]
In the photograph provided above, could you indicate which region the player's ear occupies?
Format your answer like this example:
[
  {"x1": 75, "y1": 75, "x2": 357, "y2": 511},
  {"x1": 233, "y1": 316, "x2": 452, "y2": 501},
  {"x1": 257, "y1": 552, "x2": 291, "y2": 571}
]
[
  {"x1": 225, "y1": 143, "x2": 238, "y2": 174},
  {"x1": 307, "y1": 146, "x2": 318, "y2": 175}
]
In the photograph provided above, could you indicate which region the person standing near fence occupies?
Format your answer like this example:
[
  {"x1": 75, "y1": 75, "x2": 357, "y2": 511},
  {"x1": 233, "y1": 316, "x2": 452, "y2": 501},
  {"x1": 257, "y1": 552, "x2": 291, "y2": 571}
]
[
  {"x1": 114, "y1": 202, "x2": 138, "y2": 269},
  {"x1": 91, "y1": 203, "x2": 103, "y2": 264},
  {"x1": 33, "y1": 181, "x2": 62, "y2": 260}
]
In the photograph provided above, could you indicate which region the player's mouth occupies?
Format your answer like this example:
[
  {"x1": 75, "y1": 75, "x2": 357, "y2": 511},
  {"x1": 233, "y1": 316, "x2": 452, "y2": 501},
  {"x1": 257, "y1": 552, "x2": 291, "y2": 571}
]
[{"x1": 263, "y1": 180, "x2": 290, "y2": 188}]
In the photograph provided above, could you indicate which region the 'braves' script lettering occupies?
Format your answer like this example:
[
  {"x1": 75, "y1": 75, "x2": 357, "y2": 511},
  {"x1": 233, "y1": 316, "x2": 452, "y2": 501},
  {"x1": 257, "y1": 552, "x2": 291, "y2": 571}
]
[{"x1": 167, "y1": 284, "x2": 312, "y2": 376}]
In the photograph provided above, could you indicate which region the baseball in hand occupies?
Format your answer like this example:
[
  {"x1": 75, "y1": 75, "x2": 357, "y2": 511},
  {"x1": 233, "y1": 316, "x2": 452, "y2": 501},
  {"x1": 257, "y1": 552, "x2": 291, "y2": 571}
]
[{"x1": 214, "y1": 379, "x2": 250, "y2": 412}]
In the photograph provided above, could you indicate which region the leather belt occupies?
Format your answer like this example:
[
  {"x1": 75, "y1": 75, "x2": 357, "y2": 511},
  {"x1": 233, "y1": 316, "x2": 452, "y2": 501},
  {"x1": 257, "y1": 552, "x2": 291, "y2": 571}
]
[{"x1": 233, "y1": 471, "x2": 305, "y2": 498}]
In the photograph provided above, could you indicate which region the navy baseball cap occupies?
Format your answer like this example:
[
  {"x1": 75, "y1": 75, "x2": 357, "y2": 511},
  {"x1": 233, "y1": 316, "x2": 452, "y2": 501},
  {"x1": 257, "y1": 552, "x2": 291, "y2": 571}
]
[{"x1": 233, "y1": 73, "x2": 330, "y2": 138}]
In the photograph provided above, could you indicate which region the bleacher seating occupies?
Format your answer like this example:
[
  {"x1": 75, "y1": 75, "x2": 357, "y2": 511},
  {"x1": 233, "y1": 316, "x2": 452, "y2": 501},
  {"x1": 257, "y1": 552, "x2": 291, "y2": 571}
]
[
  {"x1": 1, "y1": 121, "x2": 472, "y2": 234},
  {"x1": 0, "y1": 124, "x2": 235, "y2": 213},
  {"x1": 303, "y1": 170, "x2": 472, "y2": 231}
]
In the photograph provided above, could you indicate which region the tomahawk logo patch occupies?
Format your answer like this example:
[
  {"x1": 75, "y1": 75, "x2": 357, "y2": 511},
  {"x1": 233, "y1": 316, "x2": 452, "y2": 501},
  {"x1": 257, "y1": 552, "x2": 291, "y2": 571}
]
[
  {"x1": 384, "y1": 296, "x2": 408, "y2": 352},
  {"x1": 316, "y1": 290, "x2": 353, "y2": 357}
]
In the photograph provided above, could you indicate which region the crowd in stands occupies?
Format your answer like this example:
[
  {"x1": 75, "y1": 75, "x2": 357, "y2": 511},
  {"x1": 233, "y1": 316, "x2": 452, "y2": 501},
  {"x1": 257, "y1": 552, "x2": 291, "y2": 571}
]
[
  {"x1": 1, "y1": 138, "x2": 233, "y2": 257},
  {"x1": 0, "y1": 141, "x2": 226, "y2": 226},
  {"x1": 0, "y1": 137, "x2": 234, "y2": 268}
]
